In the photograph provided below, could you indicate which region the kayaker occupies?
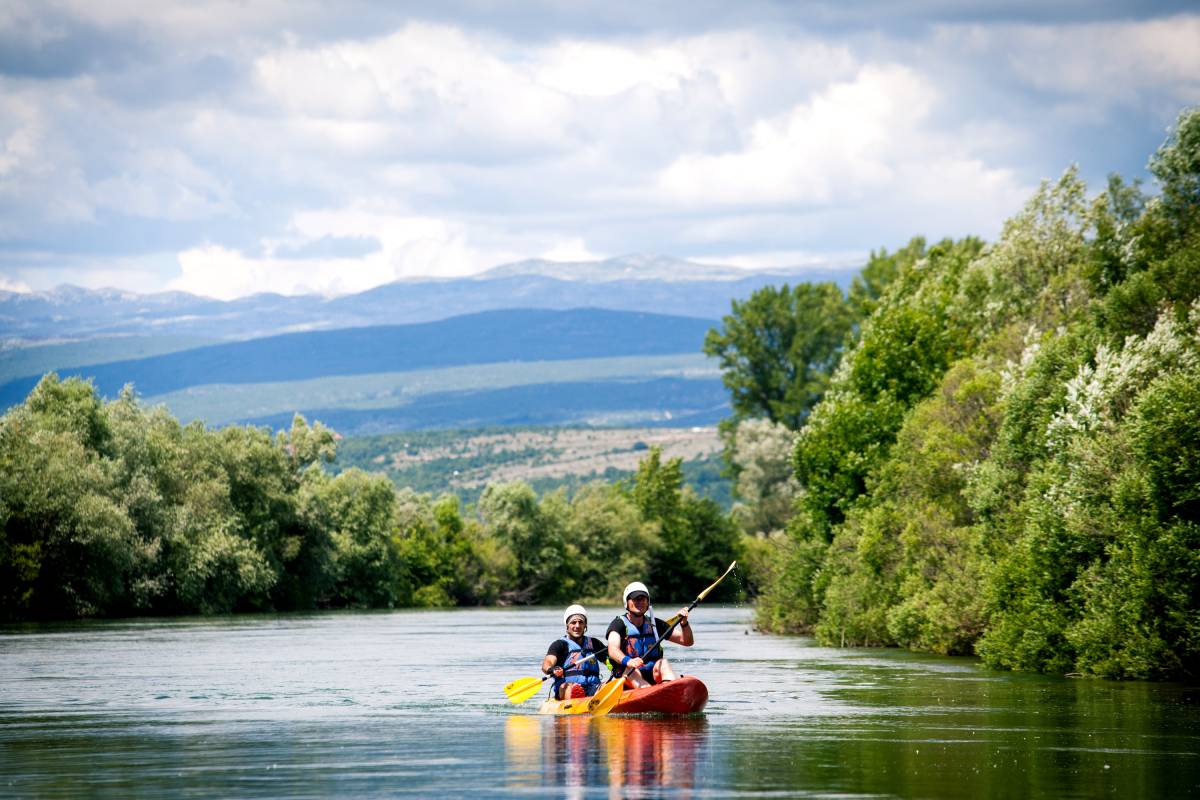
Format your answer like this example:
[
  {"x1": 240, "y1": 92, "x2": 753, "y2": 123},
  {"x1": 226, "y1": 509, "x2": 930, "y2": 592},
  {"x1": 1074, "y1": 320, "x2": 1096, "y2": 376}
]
[
  {"x1": 542, "y1": 604, "x2": 607, "y2": 700},
  {"x1": 606, "y1": 581, "x2": 693, "y2": 689}
]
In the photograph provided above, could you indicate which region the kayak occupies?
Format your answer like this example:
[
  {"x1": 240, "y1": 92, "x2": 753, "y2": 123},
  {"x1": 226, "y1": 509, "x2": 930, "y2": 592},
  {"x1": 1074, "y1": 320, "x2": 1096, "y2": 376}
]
[{"x1": 537, "y1": 676, "x2": 708, "y2": 716}]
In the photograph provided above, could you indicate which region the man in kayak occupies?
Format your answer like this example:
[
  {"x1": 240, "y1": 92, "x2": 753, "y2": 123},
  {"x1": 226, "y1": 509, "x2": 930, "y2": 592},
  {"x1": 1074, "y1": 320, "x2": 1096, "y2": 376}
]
[
  {"x1": 606, "y1": 581, "x2": 692, "y2": 689},
  {"x1": 542, "y1": 604, "x2": 607, "y2": 700}
]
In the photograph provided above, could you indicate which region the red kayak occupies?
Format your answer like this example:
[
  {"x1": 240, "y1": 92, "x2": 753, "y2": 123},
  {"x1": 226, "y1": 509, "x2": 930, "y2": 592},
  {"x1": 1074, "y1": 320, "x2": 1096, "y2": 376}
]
[{"x1": 538, "y1": 676, "x2": 708, "y2": 715}]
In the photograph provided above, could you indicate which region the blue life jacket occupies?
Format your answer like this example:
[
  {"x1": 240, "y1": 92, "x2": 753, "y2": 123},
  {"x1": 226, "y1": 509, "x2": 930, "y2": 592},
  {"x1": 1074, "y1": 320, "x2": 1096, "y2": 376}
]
[
  {"x1": 620, "y1": 613, "x2": 662, "y2": 667},
  {"x1": 553, "y1": 635, "x2": 602, "y2": 696}
]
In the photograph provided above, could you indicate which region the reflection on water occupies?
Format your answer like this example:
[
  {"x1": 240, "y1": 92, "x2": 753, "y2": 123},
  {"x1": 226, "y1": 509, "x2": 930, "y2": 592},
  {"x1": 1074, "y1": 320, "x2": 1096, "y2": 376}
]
[
  {"x1": 1, "y1": 607, "x2": 1197, "y2": 798},
  {"x1": 505, "y1": 714, "x2": 708, "y2": 798}
]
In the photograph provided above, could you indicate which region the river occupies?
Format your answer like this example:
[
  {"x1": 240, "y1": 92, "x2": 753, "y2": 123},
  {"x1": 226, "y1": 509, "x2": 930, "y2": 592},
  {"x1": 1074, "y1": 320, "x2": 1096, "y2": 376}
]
[{"x1": 1, "y1": 606, "x2": 1197, "y2": 798}]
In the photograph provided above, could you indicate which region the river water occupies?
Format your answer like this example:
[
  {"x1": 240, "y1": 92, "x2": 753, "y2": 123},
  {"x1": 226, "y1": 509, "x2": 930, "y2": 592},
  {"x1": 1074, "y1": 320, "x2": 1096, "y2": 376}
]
[{"x1": 1, "y1": 606, "x2": 1197, "y2": 798}]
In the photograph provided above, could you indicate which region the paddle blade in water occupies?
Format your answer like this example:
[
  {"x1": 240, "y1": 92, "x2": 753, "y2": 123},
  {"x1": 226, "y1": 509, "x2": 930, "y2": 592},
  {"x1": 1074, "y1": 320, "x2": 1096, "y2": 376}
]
[
  {"x1": 588, "y1": 678, "x2": 625, "y2": 716},
  {"x1": 504, "y1": 676, "x2": 545, "y2": 705}
]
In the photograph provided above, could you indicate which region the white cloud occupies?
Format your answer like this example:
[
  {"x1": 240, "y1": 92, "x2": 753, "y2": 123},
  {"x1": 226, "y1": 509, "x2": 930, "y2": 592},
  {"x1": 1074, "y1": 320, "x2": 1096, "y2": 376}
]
[
  {"x1": 535, "y1": 41, "x2": 693, "y2": 97},
  {"x1": 0, "y1": 274, "x2": 31, "y2": 292},
  {"x1": 538, "y1": 237, "x2": 607, "y2": 263},
  {"x1": 656, "y1": 63, "x2": 1029, "y2": 240},
  {"x1": 692, "y1": 249, "x2": 866, "y2": 271},
  {"x1": 252, "y1": 23, "x2": 576, "y2": 159},
  {"x1": 171, "y1": 212, "x2": 492, "y2": 299}
]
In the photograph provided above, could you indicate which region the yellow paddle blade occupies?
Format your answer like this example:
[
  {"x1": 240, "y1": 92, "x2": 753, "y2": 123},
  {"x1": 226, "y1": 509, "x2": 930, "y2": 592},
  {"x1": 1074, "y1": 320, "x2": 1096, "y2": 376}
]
[
  {"x1": 504, "y1": 676, "x2": 545, "y2": 705},
  {"x1": 588, "y1": 678, "x2": 625, "y2": 717},
  {"x1": 667, "y1": 561, "x2": 738, "y2": 626}
]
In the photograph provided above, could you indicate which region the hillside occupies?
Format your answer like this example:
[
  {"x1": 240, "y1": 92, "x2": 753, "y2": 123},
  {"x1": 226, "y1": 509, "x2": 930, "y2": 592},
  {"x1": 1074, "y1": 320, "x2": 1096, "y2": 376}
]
[{"x1": 0, "y1": 308, "x2": 715, "y2": 411}]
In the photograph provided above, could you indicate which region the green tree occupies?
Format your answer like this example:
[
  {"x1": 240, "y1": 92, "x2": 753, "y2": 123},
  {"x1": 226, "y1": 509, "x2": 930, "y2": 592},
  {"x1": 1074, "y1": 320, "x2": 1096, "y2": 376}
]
[
  {"x1": 478, "y1": 481, "x2": 570, "y2": 603},
  {"x1": 704, "y1": 282, "x2": 854, "y2": 430},
  {"x1": 632, "y1": 447, "x2": 742, "y2": 601}
]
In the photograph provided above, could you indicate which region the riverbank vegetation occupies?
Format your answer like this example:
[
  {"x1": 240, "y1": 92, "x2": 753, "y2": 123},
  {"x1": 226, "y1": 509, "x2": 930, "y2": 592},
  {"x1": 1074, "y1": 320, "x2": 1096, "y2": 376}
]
[
  {"x1": 0, "y1": 382, "x2": 738, "y2": 618},
  {"x1": 746, "y1": 108, "x2": 1200, "y2": 680}
]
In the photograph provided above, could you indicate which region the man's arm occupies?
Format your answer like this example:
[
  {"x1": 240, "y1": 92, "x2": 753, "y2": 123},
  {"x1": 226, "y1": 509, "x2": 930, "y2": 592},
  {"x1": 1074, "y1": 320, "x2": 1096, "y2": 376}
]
[
  {"x1": 608, "y1": 630, "x2": 644, "y2": 671},
  {"x1": 667, "y1": 608, "x2": 694, "y2": 646},
  {"x1": 541, "y1": 643, "x2": 564, "y2": 677}
]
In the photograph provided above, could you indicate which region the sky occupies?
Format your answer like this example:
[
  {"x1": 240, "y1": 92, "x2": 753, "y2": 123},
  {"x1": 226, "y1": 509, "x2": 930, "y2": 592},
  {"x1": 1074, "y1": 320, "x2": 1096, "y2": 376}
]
[{"x1": 0, "y1": 1, "x2": 1197, "y2": 300}]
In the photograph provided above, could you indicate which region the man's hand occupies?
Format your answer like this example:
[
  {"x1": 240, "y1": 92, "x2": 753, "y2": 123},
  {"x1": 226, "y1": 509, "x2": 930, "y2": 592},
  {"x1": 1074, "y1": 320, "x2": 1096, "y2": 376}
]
[{"x1": 549, "y1": 666, "x2": 564, "y2": 678}]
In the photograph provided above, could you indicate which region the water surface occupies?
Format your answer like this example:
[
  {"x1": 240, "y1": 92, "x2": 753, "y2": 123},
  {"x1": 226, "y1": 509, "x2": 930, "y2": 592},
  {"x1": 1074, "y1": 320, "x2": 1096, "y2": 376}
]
[{"x1": 2, "y1": 607, "x2": 1197, "y2": 797}]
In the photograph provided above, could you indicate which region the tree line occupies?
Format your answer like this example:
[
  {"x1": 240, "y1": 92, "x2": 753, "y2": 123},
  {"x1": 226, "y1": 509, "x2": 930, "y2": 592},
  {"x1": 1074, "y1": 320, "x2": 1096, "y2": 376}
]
[
  {"x1": 0, "y1": 379, "x2": 740, "y2": 620},
  {"x1": 729, "y1": 107, "x2": 1199, "y2": 681}
]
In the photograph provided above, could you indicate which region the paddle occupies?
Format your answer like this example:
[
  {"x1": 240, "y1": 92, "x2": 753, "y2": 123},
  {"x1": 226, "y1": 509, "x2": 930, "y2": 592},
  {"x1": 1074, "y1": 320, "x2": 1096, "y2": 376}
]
[
  {"x1": 585, "y1": 561, "x2": 737, "y2": 716},
  {"x1": 503, "y1": 650, "x2": 606, "y2": 705}
]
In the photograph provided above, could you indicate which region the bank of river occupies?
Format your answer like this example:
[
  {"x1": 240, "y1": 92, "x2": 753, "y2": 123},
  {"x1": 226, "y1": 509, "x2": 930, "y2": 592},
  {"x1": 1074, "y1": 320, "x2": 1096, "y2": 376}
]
[{"x1": 1, "y1": 606, "x2": 1197, "y2": 797}]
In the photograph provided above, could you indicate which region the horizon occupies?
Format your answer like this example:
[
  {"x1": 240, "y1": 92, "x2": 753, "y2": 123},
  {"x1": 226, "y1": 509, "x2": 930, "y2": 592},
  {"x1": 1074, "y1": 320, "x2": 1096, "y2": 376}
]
[{"x1": 0, "y1": 251, "x2": 864, "y2": 301}]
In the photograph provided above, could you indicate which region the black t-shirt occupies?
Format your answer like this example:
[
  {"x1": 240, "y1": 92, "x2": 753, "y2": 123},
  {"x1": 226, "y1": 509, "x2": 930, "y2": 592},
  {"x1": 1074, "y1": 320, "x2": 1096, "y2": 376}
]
[
  {"x1": 606, "y1": 615, "x2": 670, "y2": 663},
  {"x1": 546, "y1": 636, "x2": 606, "y2": 671}
]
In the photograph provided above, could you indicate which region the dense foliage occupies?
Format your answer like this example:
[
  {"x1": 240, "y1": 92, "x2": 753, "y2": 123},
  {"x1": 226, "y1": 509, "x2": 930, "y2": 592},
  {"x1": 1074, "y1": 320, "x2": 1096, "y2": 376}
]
[
  {"x1": 0, "y1": 378, "x2": 740, "y2": 620},
  {"x1": 752, "y1": 107, "x2": 1200, "y2": 680}
]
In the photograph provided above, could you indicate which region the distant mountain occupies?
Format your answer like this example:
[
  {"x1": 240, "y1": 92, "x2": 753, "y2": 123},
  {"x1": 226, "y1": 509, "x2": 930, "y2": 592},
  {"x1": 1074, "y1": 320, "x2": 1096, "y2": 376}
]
[
  {"x1": 0, "y1": 308, "x2": 716, "y2": 410},
  {"x1": 0, "y1": 254, "x2": 855, "y2": 342}
]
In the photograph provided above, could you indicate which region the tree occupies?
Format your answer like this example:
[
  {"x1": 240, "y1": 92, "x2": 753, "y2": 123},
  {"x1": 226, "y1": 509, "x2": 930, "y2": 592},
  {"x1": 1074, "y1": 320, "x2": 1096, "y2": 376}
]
[
  {"x1": 726, "y1": 418, "x2": 799, "y2": 536},
  {"x1": 478, "y1": 481, "x2": 570, "y2": 603},
  {"x1": 847, "y1": 237, "x2": 925, "y2": 322},
  {"x1": 704, "y1": 282, "x2": 854, "y2": 430},
  {"x1": 632, "y1": 447, "x2": 742, "y2": 601}
]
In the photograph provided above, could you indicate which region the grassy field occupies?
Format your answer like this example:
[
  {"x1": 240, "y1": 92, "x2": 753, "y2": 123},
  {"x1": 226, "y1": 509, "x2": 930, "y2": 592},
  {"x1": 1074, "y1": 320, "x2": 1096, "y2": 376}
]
[
  {"x1": 335, "y1": 425, "x2": 731, "y2": 508},
  {"x1": 148, "y1": 353, "x2": 719, "y2": 425}
]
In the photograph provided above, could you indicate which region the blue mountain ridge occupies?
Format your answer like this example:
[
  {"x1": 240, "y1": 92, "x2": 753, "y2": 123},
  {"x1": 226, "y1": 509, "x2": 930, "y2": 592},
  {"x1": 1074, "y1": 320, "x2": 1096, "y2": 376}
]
[{"x1": 0, "y1": 308, "x2": 717, "y2": 410}]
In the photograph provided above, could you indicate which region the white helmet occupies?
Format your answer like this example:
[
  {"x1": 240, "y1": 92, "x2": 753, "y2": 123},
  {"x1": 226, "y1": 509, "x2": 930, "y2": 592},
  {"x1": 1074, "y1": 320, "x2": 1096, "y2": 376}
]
[
  {"x1": 563, "y1": 604, "x2": 588, "y2": 625},
  {"x1": 622, "y1": 581, "x2": 650, "y2": 605}
]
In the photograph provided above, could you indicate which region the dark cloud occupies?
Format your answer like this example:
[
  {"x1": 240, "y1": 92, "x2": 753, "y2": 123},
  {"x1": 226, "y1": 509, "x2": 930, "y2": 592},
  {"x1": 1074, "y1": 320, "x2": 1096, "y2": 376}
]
[
  {"x1": 0, "y1": 14, "x2": 152, "y2": 78},
  {"x1": 285, "y1": 0, "x2": 1200, "y2": 42}
]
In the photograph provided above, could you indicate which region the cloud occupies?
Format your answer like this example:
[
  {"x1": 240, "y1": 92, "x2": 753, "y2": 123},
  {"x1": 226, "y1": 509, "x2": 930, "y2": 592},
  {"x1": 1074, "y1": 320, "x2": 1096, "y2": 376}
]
[
  {"x1": 0, "y1": 273, "x2": 31, "y2": 292},
  {"x1": 655, "y1": 63, "x2": 1029, "y2": 240},
  {"x1": 0, "y1": 4, "x2": 1195, "y2": 298},
  {"x1": 92, "y1": 148, "x2": 235, "y2": 221},
  {"x1": 937, "y1": 16, "x2": 1200, "y2": 107},
  {"x1": 169, "y1": 206, "x2": 572, "y2": 297}
]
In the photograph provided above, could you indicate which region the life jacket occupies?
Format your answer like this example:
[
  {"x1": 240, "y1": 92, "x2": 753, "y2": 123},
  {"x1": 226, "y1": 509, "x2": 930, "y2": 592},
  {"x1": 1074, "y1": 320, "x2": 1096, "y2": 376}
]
[
  {"x1": 553, "y1": 635, "x2": 602, "y2": 696},
  {"x1": 620, "y1": 613, "x2": 662, "y2": 667}
]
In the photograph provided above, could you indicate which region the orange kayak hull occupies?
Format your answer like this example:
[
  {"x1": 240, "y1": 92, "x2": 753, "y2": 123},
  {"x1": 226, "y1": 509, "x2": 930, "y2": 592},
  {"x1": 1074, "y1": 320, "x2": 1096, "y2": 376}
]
[{"x1": 537, "y1": 676, "x2": 708, "y2": 715}]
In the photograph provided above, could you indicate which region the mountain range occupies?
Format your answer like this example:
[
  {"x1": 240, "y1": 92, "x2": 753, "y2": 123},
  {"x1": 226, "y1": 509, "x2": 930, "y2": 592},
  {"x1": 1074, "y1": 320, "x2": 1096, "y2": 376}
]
[
  {"x1": 0, "y1": 254, "x2": 852, "y2": 342},
  {"x1": 0, "y1": 254, "x2": 859, "y2": 434}
]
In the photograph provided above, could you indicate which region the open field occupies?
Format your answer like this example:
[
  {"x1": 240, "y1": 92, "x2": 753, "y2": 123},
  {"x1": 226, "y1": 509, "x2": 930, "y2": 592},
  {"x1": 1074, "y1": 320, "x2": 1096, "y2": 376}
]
[
  {"x1": 377, "y1": 426, "x2": 721, "y2": 487},
  {"x1": 335, "y1": 425, "x2": 730, "y2": 507}
]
